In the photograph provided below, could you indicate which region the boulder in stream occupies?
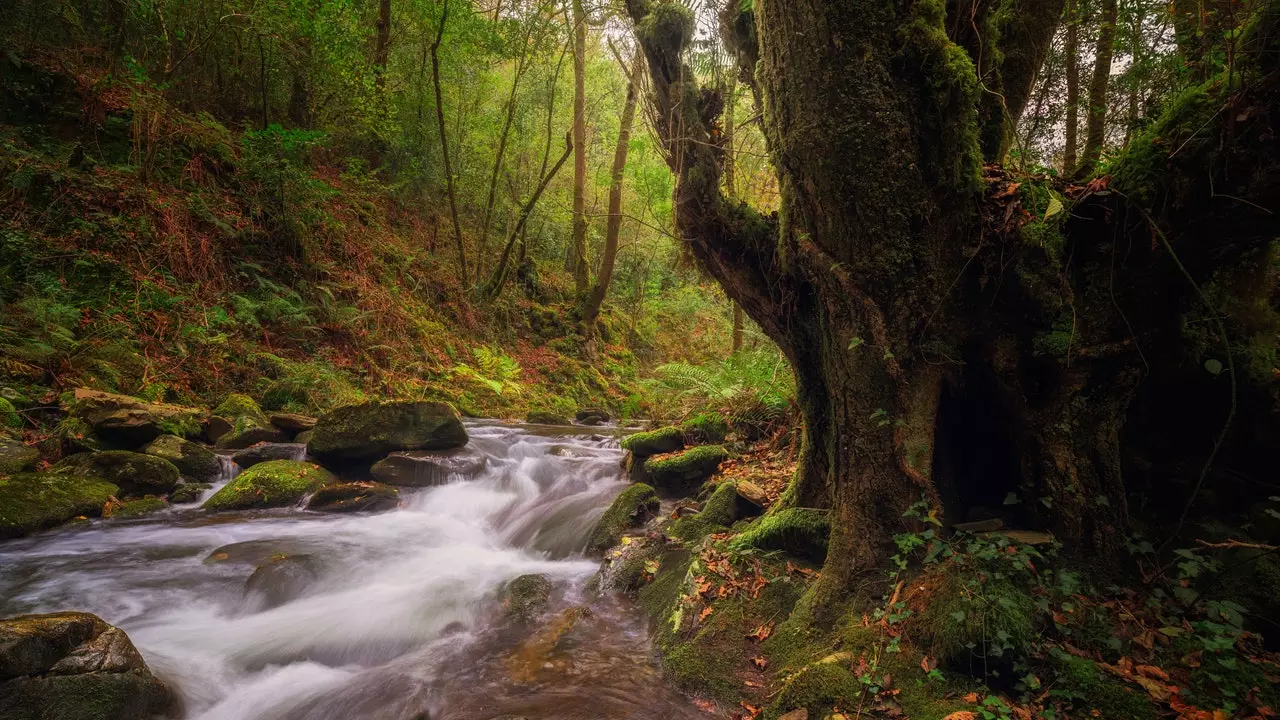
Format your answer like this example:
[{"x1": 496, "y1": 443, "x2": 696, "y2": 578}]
[
  {"x1": 63, "y1": 388, "x2": 203, "y2": 447},
  {"x1": 642, "y1": 445, "x2": 728, "y2": 497},
  {"x1": 212, "y1": 394, "x2": 287, "y2": 450},
  {"x1": 268, "y1": 412, "x2": 317, "y2": 433},
  {"x1": 51, "y1": 451, "x2": 181, "y2": 497},
  {"x1": 370, "y1": 449, "x2": 486, "y2": 487},
  {"x1": 233, "y1": 442, "x2": 307, "y2": 469},
  {"x1": 141, "y1": 434, "x2": 221, "y2": 482},
  {"x1": 305, "y1": 482, "x2": 399, "y2": 513},
  {"x1": 0, "y1": 473, "x2": 118, "y2": 539},
  {"x1": 201, "y1": 459, "x2": 336, "y2": 512},
  {"x1": 0, "y1": 611, "x2": 179, "y2": 720},
  {"x1": 243, "y1": 554, "x2": 323, "y2": 610},
  {"x1": 307, "y1": 400, "x2": 468, "y2": 462},
  {"x1": 525, "y1": 410, "x2": 571, "y2": 426},
  {"x1": 169, "y1": 483, "x2": 211, "y2": 504},
  {"x1": 586, "y1": 483, "x2": 659, "y2": 555},
  {"x1": 501, "y1": 574, "x2": 553, "y2": 623},
  {"x1": 575, "y1": 408, "x2": 610, "y2": 426}
]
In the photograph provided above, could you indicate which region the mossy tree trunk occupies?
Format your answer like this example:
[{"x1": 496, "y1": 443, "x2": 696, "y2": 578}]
[
  {"x1": 625, "y1": 0, "x2": 1280, "y2": 616},
  {"x1": 1078, "y1": 0, "x2": 1117, "y2": 176}
]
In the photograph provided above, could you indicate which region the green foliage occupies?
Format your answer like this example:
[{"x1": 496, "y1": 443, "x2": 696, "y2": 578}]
[
  {"x1": 648, "y1": 349, "x2": 794, "y2": 432},
  {"x1": 681, "y1": 411, "x2": 728, "y2": 443},
  {"x1": 0, "y1": 397, "x2": 20, "y2": 429},
  {"x1": 254, "y1": 353, "x2": 365, "y2": 411},
  {"x1": 452, "y1": 346, "x2": 523, "y2": 397}
]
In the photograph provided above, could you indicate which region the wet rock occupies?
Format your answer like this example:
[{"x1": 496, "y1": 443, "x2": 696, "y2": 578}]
[
  {"x1": 548, "y1": 445, "x2": 586, "y2": 458},
  {"x1": 212, "y1": 395, "x2": 287, "y2": 450},
  {"x1": 107, "y1": 497, "x2": 168, "y2": 518},
  {"x1": 575, "y1": 408, "x2": 610, "y2": 425},
  {"x1": 51, "y1": 451, "x2": 181, "y2": 497},
  {"x1": 293, "y1": 429, "x2": 314, "y2": 446},
  {"x1": 142, "y1": 434, "x2": 221, "y2": 482},
  {"x1": 0, "y1": 436, "x2": 38, "y2": 474},
  {"x1": 502, "y1": 574, "x2": 553, "y2": 623},
  {"x1": 370, "y1": 449, "x2": 486, "y2": 487},
  {"x1": 269, "y1": 412, "x2": 317, "y2": 433},
  {"x1": 587, "y1": 484, "x2": 659, "y2": 555},
  {"x1": 243, "y1": 554, "x2": 322, "y2": 610},
  {"x1": 735, "y1": 480, "x2": 768, "y2": 518},
  {"x1": 205, "y1": 538, "x2": 312, "y2": 565},
  {"x1": 642, "y1": 445, "x2": 728, "y2": 497},
  {"x1": 0, "y1": 473, "x2": 118, "y2": 539},
  {"x1": 64, "y1": 388, "x2": 203, "y2": 447},
  {"x1": 308, "y1": 400, "x2": 468, "y2": 462},
  {"x1": 204, "y1": 416, "x2": 233, "y2": 444},
  {"x1": 619, "y1": 426, "x2": 683, "y2": 458},
  {"x1": 305, "y1": 482, "x2": 399, "y2": 513},
  {"x1": 505, "y1": 606, "x2": 592, "y2": 684},
  {"x1": 202, "y1": 460, "x2": 336, "y2": 512},
  {"x1": 526, "y1": 410, "x2": 571, "y2": 426},
  {"x1": 0, "y1": 611, "x2": 179, "y2": 720},
  {"x1": 169, "y1": 483, "x2": 211, "y2": 504},
  {"x1": 232, "y1": 443, "x2": 307, "y2": 469}
]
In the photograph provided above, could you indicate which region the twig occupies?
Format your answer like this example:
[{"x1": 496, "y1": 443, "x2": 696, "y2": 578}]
[{"x1": 1196, "y1": 538, "x2": 1278, "y2": 552}]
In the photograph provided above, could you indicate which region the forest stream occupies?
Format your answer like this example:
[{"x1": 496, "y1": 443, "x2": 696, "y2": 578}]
[{"x1": 0, "y1": 421, "x2": 704, "y2": 720}]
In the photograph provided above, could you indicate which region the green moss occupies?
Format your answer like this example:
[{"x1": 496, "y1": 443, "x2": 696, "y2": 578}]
[
  {"x1": 1047, "y1": 649, "x2": 1157, "y2": 720},
  {"x1": 681, "y1": 412, "x2": 728, "y2": 443},
  {"x1": 213, "y1": 393, "x2": 268, "y2": 422},
  {"x1": 51, "y1": 450, "x2": 181, "y2": 497},
  {"x1": 142, "y1": 434, "x2": 221, "y2": 481},
  {"x1": 914, "y1": 563, "x2": 1035, "y2": 667},
  {"x1": 587, "y1": 483, "x2": 660, "y2": 554},
  {"x1": 502, "y1": 573, "x2": 552, "y2": 622},
  {"x1": 766, "y1": 661, "x2": 862, "y2": 719},
  {"x1": 0, "y1": 436, "x2": 39, "y2": 475},
  {"x1": 170, "y1": 483, "x2": 211, "y2": 504},
  {"x1": 643, "y1": 445, "x2": 728, "y2": 495},
  {"x1": 0, "y1": 473, "x2": 118, "y2": 539},
  {"x1": 0, "y1": 397, "x2": 21, "y2": 429},
  {"x1": 112, "y1": 496, "x2": 169, "y2": 518},
  {"x1": 1109, "y1": 81, "x2": 1216, "y2": 202},
  {"x1": 620, "y1": 426, "x2": 684, "y2": 456},
  {"x1": 638, "y1": 1, "x2": 694, "y2": 57},
  {"x1": 202, "y1": 459, "x2": 335, "y2": 512},
  {"x1": 526, "y1": 410, "x2": 571, "y2": 425},
  {"x1": 729, "y1": 508, "x2": 830, "y2": 563},
  {"x1": 667, "y1": 481, "x2": 738, "y2": 542}
]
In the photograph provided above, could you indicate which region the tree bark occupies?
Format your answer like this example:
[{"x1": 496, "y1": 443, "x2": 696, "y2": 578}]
[
  {"x1": 568, "y1": 0, "x2": 589, "y2": 294},
  {"x1": 1063, "y1": 0, "x2": 1080, "y2": 174},
  {"x1": 488, "y1": 134, "x2": 575, "y2": 298},
  {"x1": 431, "y1": 0, "x2": 469, "y2": 288},
  {"x1": 581, "y1": 47, "x2": 642, "y2": 333},
  {"x1": 374, "y1": 0, "x2": 392, "y2": 92},
  {"x1": 1078, "y1": 0, "x2": 1117, "y2": 176}
]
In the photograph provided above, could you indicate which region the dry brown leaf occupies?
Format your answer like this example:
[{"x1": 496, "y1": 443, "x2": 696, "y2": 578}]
[
  {"x1": 942, "y1": 712, "x2": 977, "y2": 720},
  {"x1": 698, "y1": 605, "x2": 713, "y2": 623},
  {"x1": 692, "y1": 697, "x2": 717, "y2": 713},
  {"x1": 752, "y1": 655, "x2": 769, "y2": 670},
  {"x1": 921, "y1": 655, "x2": 937, "y2": 673},
  {"x1": 746, "y1": 622, "x2": 773, "y2": 642}
]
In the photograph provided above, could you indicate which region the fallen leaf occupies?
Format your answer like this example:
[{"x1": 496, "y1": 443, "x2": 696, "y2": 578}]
[
  {"x1": 698, "y1": 606, "x2": 714, "y2": 623},
  {"x1": 752, "y1": 655, "x2": 768, "y2": 670},
  {"x1": 1132, "y1": 676, "x2": 1173, "y2": 702},
  {"x1": 921, "y1": 655, "x2": 937, "y2": 673},
  {"x1": 1136, "y1": 664, "x2": 1170, "y2": 682},
  {"x1": 963, "y1": 693, "x2": 980, "y2": 704},
  {"x1": 747, "y1": 622, "x2": 773, "y2": 642},
  {"x1": 739, "y1": 701, "x2": 761, "y2": 717}
]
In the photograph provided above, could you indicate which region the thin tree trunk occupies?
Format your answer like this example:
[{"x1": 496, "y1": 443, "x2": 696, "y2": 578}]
[
  {"x1": 522, "y1": 32, "x2": 571, "y2": 259},
  {"x1": 568, "y1": 0, "x2": 589, "y2": 294},
  {"x1": 479, "y1": 24, "x2": 535, "y2": 278},
  {"x1": 581, "y1": 47, "x2": 642, "y2": 332},
  {"x1": 374, "y1": 0, "x2": 392, "y2": 92},
  {"x1": 1078, "y1": 0, "x2": 1117, "y2": 176},
  {"x1": 488, "y1": 134, "x2": 575, "y2": 298},
  {"x1": 1063, "y1": 0, "x2": 1080, "y2": 174},
  {"x1": 431, "y1": 0, "x2": 469, "y2": 288}
]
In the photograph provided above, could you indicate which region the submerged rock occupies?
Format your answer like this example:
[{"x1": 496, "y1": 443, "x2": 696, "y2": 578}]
[
  {"x1": 307, "y1": 400, "x2": 468, "y2": 462},
  {"x1": 51, "y1": 451, "x2": 181, "y2": 497},
  {"x1": 0, "y1": 473, "x2": 118, "y2": 539},
  {"x1": 587, "y1": 484, "x2": 660, "y2": 555},
  {"x1": 642, "y1": 445, "x2": 728, "y2": 497},
  {"x1": 305, "y1": 482, "x2": 399, "y2": 513},
  {"x1": 501, "y1": 574, "x2": 553, "y2": 623},
  {"x1": 243, "y1": 554, "x2": 322, "y2": 611},
  {"x1": 205, "y1": 538, "x2": 313, "y2": 566},
  {"x1": 369, "y1": 449, "x2": 486, "y2": 487},
  {"x1": 142, "y1": 434, "x2": 221, "y2": 482},
  {"x1": 64, "y1": 388, "x2": 202, "y2": 447},
  {"x1": 107, "y1": 497, "x2": 169, "y2": 519},
  {"x1": 212, "y1": 395, "x2": 286, "y2": 450},
  {"x1": 232, "y1": 443, "x2": 307, "y2": 469},
  {"x1": 201, "y1": 459, "x2": 335, "y2": 512},
  {"x1": 0, "y1": 611, "x2": 179, "y2": 720}
]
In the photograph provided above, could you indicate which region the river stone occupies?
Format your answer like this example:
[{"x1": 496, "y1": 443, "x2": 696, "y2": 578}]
[
  {"x1": 202, "y1": 460, "x2": 336, "y2": 512},
  {"x1": 0, "y1": 473, "x2": 118, "y2": 539},
  {"x1": 308, "y1": 400, "x2": 468, "y2": 462},
  {"x1": 526, "y1": 410, "x2": 571, "y2": 426},
  {"x1": 64, "y1": 388, "x2": 203, "y2": 447},
  {"x1": 305, "y1": 482, "x2": 399, "y2": 513},
  {"x1": 502, "y1": 574, "x2": 553, "y2": 623},
  {"x1": 293, "y1": 429, "x2": 314, "y2": 445},
  {"x1": 204, "y1": 416, "x2": 233, "y2": 443},
  {"x1": 233, "y1": 443, "x2": 307, "y2": 469},
  {"x1": 0, "y1": 436, "x2": 38, "y2": 474},
  {"x1": 205, "y1": 539, "x2": 314, "y2": 566},
  {"x1": 269, "y1": 412, "x2": 317, "y2": 432},
  {"x1": 51, "y1": 451, "x2": 181, "y2": 497},
  {"x1": 243, "y1": 555, "x2": 322, "y2": 611},
  {"x1": 586, "y1": 483, "x2": 659, "y2": 555},
  {"x1": 0, "y1": 611, "x2": 179, "y2": 720},
  {"x1": 642, "y1": 445, "x2": 728, "y2": 497},
  {"x1": 619, "y1": 426, "x2": 683, "y2": 458},
  {"x1": 212, "y1": 394, "x2": 286, "y2": 450},
  {"x1": 370, "y1": 449, "x2": 486, "y2": 487},
  {"x1": 575, "y1": 408, "x2": 610, "y2": 425},
  {"x1": 169, "y1": 483, "x2": 211, "y2": 504},
  {"x1": 142, "y1": 434, "x2": 220, "y2": 482}
]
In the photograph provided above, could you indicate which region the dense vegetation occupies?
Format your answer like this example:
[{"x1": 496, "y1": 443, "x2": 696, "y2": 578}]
[{"x1": 2, "y1": 0, "x2": 1279, "y2": 719}]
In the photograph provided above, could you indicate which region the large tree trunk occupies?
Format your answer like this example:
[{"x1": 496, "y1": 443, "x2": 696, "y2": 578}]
[
  {"x1": 1078, "y1": 0, "x2": 1117, "y2": 176},
  {"x1": 568, "y1": 0, "x2": 589, "y2": 294}
]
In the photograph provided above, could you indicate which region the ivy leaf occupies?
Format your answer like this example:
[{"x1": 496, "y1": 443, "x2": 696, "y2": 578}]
[
  {"x1": 1044, "y1": 195, "x2": 1063, "y2": 220},
  {"x1": 1204, "y1": 358, "x2": 1224, "y2": 375},
  {"x1": 950, "y1": 610, "x2": 967, "y2": 622}
]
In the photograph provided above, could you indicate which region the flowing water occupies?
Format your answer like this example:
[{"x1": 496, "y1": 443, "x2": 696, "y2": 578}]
[{"x1": 0, "y1": 421, "x2": 706, "y2": 720}]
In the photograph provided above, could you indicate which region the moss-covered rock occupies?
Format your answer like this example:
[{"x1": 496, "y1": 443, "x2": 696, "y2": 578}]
[
  {"x1": 201, "y1": 459, "x2": 335, "y2": 512},
  {"x1": 766, "y1": 662, "x2": 862, "y2": 719},
  {"x1": 0, "y1": 473, "x2": 118, "y2": 539},
  {"x1": 0, "y1": 612, "x2": 179, "y2": 720},
  {"x1": 212, "y1": 394, "x2": 286, "y2": 450},
  {"x1": 141, "y1": 435, "x2": 221, "y2": 482},
  {"x1": 308, "y1": 400, "x2": 468, "y2": 462},
  {"x1": 587, "y1": 483, "x2": 660, "y2": 554},
  {"x1": 108, "y1": 497, "x2": 169, "y2": 518},
  {"x1": 620, "y1": 426, "x2": 684, "y2": 457},
  {"x1": 681, "y1": 412, "x2": 728, "y2": 444},
  {"x1": 643, "y1": 445, "x2": 727, "y2": 496},
  {"x1": 232, "y1": 443, "x2": 306, "y2": 469},
  {"x1": 729, "y1": 508, "x2": 830, "y2": 563},
  {"x1": 293, "y1": 429, "x2": 314, "y2": 445},
  {"x1": 0, "y1": 436, "x2": 38, "y2": 475},
  {"x1": 526, "y1": 410, "x2": 572, "y2": 425},
  {"x1": 1045, "y1": 649, "x2": 1157, "y2": 720},
  {"x1": 169, "y1": 483, "x2": 211, "y2": 504},
  {"x1": 65, "y1": 388, "x2": 202, "y2": 447},
  {"x1": 575, "y1": 407, "x2": 610, "y2": 425},
  {"x1": 51, "y1": 451, "x2": 181, "y2": 497},
  {"x1": 502, "y1": 573, "x2": 553, "y2": 622},
  {"x1": 666, "y1": 481, "x2": 740, "y2": 542},
  {"x1": 0, "y1": 397, "x2": 21, "y2": 429},
  {"x1": 56, "y1": 417, "x2": 112, "y2": 455},
  {"x1": 305, "y1": 482, "x2": 399, "y2": 513}
]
